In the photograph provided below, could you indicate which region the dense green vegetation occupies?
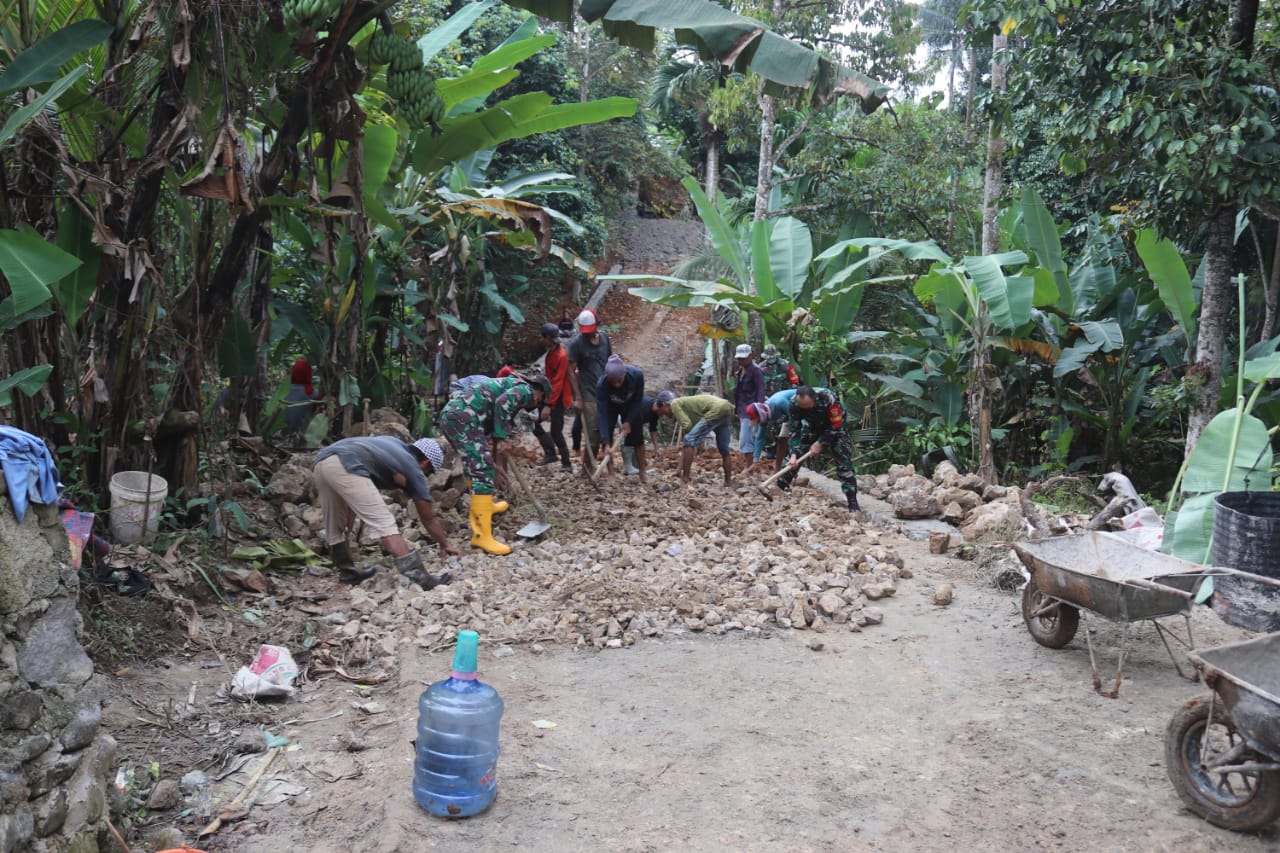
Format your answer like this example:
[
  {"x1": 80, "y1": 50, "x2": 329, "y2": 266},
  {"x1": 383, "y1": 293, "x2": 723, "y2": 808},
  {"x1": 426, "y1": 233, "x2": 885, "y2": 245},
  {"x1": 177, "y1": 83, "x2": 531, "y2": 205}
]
[{"x1": 1, "y1": 0, "x2": 1278, "y2": 531}]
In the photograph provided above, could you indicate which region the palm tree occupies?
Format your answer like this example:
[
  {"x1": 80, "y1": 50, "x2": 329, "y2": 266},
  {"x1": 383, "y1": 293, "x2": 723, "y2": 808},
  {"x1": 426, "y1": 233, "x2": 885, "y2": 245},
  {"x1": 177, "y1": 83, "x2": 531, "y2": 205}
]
[{"x1": 647, "y1": 48, "x2": 726, "y2": 212}]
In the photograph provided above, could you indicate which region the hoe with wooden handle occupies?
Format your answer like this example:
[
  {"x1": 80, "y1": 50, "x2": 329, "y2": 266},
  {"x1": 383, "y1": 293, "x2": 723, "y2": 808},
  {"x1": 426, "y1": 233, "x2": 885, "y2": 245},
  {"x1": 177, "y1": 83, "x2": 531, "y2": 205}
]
[{"x1": 756, "y1": 448, "x2": 817, "y2": 500}]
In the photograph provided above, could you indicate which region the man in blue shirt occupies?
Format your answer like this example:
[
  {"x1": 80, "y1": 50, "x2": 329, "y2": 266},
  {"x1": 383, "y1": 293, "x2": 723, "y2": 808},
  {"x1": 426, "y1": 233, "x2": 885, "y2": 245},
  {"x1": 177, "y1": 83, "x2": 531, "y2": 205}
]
[
  {"x1": 596, "y1": 355, "x2": 646, "y2": 476},
  {"x1": 745, "y1": 387, "x2": 798, "y2": 473}
]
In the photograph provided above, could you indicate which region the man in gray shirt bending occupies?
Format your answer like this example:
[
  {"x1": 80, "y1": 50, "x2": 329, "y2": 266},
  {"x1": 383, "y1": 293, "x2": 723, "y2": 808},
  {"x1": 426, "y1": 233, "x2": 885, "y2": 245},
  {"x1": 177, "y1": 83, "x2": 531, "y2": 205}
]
[{"x1": 313, "y1": 436, "x2": 458, "y2": 587}]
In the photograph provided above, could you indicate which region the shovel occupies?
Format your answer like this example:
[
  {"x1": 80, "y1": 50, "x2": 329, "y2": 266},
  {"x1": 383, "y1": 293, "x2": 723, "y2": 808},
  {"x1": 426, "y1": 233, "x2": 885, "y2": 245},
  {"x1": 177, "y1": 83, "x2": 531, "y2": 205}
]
[
  {"x1": 506, "y1": 461, "x2": 551, "y2": 538},
  {"x1": 756, "y1": 448, "x2": 817, "y2": 500}
]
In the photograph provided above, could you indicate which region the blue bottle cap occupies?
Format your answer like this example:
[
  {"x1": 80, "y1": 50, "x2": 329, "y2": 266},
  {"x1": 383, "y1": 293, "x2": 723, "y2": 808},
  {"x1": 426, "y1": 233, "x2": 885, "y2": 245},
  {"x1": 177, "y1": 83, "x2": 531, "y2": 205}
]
[{"x1": 452, "y1": 630, "x2": 479, "y2": 676}]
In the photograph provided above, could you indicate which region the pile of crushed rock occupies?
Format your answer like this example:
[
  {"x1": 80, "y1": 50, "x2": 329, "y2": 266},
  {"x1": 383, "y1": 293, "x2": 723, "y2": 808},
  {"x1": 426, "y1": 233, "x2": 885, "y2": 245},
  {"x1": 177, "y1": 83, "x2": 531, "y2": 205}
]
[
  {"x1": 863, "y1": 461, "x2": 1092, "y2": 544},
  {"x1": 256, "y1": 420, "x2": 912, "y2": 650}
]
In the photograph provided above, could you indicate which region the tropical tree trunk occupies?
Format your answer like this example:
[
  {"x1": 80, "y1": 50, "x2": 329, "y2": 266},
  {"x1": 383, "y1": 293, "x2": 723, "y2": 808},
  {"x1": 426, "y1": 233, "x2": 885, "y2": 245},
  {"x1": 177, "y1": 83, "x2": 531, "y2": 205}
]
[
  {"x1": 1264, "y1": 221, "x2": 1280, "y2": 343},
  {"x1": 971, "y1": 32, "x2": 1007, "y2": 484},
  {"x1": 1184, "y1": 0, "x2": 1258, "y2": 452},
  {"x1": 1186, "y1": 206, "x2": 1237, "y2": 453},
  {"x1": 746, "y1": 85, "x2": 776, "y2": 351},
  {"x1": 964, "y1": 44, "x2": 978, "y2": 139}
]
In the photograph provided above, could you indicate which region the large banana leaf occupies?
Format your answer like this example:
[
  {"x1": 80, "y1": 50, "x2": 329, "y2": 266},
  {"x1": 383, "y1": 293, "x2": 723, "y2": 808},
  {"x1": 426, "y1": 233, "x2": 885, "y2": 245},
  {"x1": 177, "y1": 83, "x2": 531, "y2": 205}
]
[
  {"x1": 1077, "y1": 319, "x2": 1124, "y2": 351},
  {"x1": 1020, "y1": 186, "x2": 1070, "y2": 315},
  {"x1": 504, "y1": 0, "x2": 886, "y2": 108},
  {"x1": 1182, "y1": 409, "x2": 1273, "y2": 493},
  {"x1": 1135, "y1": 229, "x2": 1197, "y2": 347},
  {"x1": 766, "y1": 216, "x2": 811, "y2": 299},
  {"x1": 414, "y1": 94, "x2": 637, "y2": 174},
  {"x1": 0, "y1": 64, "x2": 87, "y2": 148},
  {"x1": 0, "y1": 228, "x2": 81, "y2": 317},
  {"x1": 751, "y1": 220, "x2": 780, "y2": 303},
  {"x1": 0, "y1": 365, "x2": 53, "y2": 407},
  {"x1": 963, "y1": 252, "x2": 1032, "y2": 330},
  {"x1": 682, "y1": 177, "x2": 749, "y2": 291},
  {"x1": 1165, "y1": 493, "x2": 1218, "y2": 562},
  {"x1": 418, "y1": 0, "x2": 500, "y2": 63},
  {"x1": 51, "y1": 203, "x2": 99, "y2": 329},
  {"x1": 0, "y1": 19, "x2": 112, "y2": 96}
]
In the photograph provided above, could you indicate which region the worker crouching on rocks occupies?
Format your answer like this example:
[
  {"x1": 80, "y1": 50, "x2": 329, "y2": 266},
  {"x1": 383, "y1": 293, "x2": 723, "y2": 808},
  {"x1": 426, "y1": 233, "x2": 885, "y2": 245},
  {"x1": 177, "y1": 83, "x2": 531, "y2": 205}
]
[
  {"x1": 778, "y1": 385, "x2": 861, "y2": 513},
  {"x1": 654, "y1": 390, "x2": 734, "y2": 487},
  {"x1": 312, "y1": 436, "x2": 458, "y2": 588},
  {"x1": 440, "y1": 373, "x2": 549, "y2": 555}
]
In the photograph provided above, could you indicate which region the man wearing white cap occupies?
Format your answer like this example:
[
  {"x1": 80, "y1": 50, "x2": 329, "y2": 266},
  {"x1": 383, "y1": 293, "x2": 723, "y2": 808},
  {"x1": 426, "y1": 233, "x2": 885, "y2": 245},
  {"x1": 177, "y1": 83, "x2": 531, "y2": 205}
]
[
  {"x1": 312, "y1": 435, "x2": 458, "y2": 588},
  {"x1": 731, "y1": 343, "x2": 766, "y2": 471},
  {"x1": 566, "y1": 308, "x2": 611, "y2": 476}
]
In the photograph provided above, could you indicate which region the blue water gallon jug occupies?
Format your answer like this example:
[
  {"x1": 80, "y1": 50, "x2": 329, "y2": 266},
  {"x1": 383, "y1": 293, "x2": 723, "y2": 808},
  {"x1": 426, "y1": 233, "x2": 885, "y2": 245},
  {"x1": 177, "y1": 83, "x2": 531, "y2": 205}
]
[{"x1": 413, "y1": 630, "x2": 504, "y2": 817}]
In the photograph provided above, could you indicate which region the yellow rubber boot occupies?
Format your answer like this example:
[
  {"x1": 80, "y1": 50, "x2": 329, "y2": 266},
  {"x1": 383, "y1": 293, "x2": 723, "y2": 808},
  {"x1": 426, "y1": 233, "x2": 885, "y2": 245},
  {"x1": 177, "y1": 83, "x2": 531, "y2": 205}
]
[
  {"x1": 466, "y1": 476, "x2": 506, "y2": 512},
  {"x1": 469, "y1": 494, "x2": 511, "y2": 555}
]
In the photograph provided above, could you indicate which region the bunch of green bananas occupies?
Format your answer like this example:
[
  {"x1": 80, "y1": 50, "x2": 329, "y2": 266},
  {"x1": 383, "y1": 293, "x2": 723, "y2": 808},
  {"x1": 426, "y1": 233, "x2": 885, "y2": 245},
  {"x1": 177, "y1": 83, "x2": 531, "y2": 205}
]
[
  {"x1": 387, "y1": 67, "x2": 445, "y2": 128},
  {"x1": 368, "y1": 32, "x2": 445, "y2": 131},
  {"x1": 282, "y1": 0, "x2": 344, "y2": 32},
  {"x1": 369, "y1": 31, "x2": 420, "y2": 70}
]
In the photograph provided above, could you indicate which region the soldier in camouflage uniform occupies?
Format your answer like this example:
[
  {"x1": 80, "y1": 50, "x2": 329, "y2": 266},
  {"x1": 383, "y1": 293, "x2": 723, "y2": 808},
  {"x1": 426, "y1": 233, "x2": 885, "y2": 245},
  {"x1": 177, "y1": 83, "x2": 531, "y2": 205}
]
[
  {"x1": 440, "y1": 374, "x2": 548, "y2": 554},
  {"x1": 759, "y1": 344, "x2": 800, "y2": 459},
  {"x1": 777, "y1": 385, "x2": 861, "y2": 513}
]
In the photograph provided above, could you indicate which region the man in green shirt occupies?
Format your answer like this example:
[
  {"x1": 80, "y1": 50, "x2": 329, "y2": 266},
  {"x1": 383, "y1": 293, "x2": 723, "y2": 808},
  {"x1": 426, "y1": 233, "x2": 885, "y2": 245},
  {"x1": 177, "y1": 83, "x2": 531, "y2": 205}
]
[{"x1": 654, "y1": 390, "x2": 733, "y2": 487}]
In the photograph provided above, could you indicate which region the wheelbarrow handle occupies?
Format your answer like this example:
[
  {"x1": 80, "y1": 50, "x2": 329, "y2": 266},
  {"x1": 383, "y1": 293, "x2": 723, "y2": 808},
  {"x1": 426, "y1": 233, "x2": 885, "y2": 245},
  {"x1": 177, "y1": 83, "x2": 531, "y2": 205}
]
[
  {"x1": 1205, "y1": 566, "x2": 1280, "y2": 590},
  {"x1": 1120, "y1": 577, "x2": 1195, "y2": 600}
]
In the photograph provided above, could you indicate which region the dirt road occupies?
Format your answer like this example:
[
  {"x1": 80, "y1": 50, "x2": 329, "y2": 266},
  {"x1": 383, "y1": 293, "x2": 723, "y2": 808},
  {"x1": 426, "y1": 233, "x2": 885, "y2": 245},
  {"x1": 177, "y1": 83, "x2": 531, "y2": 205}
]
[
  {"x1": 97, "y1": 213, "x2": 1279, "y2": 851},
  {"x1": 105, "y1": 499, "x2": 1275, "y2": 852}
]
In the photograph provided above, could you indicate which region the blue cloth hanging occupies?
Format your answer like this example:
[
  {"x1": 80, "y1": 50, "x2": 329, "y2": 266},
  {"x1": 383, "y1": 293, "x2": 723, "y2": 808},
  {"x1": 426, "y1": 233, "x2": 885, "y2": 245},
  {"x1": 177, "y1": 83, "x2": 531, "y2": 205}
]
[{"x1": 0, "y1": 426, "x2": 62, "y2": 522}]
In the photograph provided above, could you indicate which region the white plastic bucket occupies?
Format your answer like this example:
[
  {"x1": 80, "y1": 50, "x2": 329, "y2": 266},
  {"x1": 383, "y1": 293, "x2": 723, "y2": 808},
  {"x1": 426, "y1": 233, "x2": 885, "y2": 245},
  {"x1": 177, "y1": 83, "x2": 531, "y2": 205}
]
[{"x1": 108, "y1": 471, "x2": 168, "y2": 545}]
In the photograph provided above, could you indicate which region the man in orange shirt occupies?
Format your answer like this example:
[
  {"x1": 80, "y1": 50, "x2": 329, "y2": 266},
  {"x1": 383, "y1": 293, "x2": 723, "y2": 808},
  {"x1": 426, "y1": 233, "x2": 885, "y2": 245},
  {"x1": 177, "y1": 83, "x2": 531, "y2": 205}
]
[{"x1": 534, "y1": 322, "x2": 574, "y2": 469}]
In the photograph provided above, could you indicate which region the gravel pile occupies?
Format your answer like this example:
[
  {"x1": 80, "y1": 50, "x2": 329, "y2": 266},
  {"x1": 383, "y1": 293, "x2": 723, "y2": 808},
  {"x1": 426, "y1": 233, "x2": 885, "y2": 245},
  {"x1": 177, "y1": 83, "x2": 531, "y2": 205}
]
[{"x1": 266, "y1": 441, "x2": 912, "y2": 651}]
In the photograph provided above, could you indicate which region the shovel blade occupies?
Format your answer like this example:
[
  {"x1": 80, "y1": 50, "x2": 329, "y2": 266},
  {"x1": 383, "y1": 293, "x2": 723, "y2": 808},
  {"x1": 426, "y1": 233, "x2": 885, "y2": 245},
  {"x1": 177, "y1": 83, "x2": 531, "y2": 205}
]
[{"x1": 517, "y1": 520, "x2": 551, "y2": 538}]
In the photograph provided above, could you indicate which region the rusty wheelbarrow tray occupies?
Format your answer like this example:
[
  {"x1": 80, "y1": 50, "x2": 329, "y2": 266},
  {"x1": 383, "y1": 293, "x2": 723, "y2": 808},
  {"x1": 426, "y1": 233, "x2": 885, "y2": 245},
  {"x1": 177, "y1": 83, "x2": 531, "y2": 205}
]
[
  {"x1": 1012, "y1": 531, "x2": 1212, "y2": 697},
  {"x1": 1164, "y1": 633, "x2": 1280, "y2": 832}
]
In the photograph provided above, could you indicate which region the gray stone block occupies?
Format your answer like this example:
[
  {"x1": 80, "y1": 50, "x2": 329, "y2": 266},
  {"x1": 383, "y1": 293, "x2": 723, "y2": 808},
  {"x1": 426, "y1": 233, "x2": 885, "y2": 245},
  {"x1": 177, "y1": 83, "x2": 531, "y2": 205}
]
[
  {"x1": 0, "y1": 808, "x2": 34, "y2": 853},
  {"x1": 58, "y1": 705, "x2": 101, "y2": 754},
  {"x1": 0, "y1": 691, "x2": 42, "y2": 730},
  {"x1": 32, "y1": 785, "x2": 67, "y2": 837},
  {"x1": 16, "y1": 601, "x2": 93, "y2": 689}
]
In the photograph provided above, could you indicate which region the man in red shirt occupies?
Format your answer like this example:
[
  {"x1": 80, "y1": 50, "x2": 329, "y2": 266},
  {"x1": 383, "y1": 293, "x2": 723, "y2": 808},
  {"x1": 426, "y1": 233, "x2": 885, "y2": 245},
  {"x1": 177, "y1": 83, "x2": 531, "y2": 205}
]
[{"x1": 534, "y1": 322, "x2": 574, "y2": 469}]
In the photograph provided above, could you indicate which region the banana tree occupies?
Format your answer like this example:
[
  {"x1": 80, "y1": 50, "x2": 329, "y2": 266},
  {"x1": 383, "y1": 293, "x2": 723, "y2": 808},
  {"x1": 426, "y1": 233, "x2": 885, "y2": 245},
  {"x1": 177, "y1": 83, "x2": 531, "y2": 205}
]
[
  {"x1": 502, "y1": 0, "x2": 888, "y2": 109},
  {"x1": 1164, "y1": 282, "x2": 1279, "y2": 563},
  {"x1": 603, "y1": 176, "x2": 811, "y2": 357},
  {"x1": 0, "y1": 19, "x2": 112, "y2": 422}
]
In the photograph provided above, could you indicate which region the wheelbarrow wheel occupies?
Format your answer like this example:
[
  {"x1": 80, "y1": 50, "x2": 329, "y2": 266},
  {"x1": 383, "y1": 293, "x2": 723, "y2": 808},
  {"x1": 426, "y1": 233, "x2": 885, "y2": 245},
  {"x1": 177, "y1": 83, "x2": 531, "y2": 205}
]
[
  {"x1": 1021, "y1": 578, "x2": 1079, "y2": 649},
  {"x1": 1165, "y1": 695, "x2": 1280, "y2": 831}
]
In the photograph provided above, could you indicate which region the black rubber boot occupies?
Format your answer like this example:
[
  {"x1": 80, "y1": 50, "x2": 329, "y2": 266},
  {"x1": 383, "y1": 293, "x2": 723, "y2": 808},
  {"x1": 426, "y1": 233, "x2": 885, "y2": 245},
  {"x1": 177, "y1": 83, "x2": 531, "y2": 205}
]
[
  {"x1": 776, "y1": 470, "x2": 795, "y2": 492},
  {"x1": 332, "y1": 541, "x2": 377, "y2": 584},
  {"x1": 847, "y1": 491, "x2": 861, "y2": 513},
  {"x1": 395, "y1": 550, "x2": 453, "y2": 590},
  {"x1": 534, "y1": 431, "x2": 558, "y2": 465}
]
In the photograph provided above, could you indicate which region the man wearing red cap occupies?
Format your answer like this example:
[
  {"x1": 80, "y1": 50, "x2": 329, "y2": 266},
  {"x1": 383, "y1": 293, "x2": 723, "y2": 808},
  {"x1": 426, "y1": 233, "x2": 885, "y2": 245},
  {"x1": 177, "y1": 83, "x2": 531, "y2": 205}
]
[
  {"x1": 282, "y1": 357, "x2": 323, "y2": 440},
  {"x1": 566, "y1": 308, "x2": 611, "y2": 476}
]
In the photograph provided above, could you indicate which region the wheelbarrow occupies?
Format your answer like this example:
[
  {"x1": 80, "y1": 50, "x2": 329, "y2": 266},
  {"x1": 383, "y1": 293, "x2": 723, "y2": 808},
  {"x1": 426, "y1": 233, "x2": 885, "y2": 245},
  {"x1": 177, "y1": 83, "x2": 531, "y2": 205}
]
[
  {"x1": 1165, "y1": 632, "x2": 1280, "y2": 832},
  {"x1": 1013, "y1": 532, "x2": 1213, "y2": 697}
]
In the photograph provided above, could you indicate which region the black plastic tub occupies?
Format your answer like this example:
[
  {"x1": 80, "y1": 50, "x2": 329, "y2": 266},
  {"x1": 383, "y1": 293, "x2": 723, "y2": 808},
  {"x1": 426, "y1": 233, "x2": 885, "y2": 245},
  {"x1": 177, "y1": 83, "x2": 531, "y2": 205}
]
[{"x1": 1211, "y1": 491, "x2": 1280, "y2": 633}]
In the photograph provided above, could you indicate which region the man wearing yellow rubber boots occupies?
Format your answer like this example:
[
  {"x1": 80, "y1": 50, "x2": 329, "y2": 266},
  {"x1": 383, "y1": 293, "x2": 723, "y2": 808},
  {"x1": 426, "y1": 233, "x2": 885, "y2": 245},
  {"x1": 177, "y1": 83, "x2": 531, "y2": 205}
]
[{"x1": 440, "y1": 373, "x2": 548, "y2": 554}]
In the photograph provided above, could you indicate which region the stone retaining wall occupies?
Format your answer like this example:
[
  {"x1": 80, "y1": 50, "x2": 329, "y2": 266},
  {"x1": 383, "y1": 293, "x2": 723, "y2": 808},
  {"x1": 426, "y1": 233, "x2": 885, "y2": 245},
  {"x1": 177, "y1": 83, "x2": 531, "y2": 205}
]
[{"x1": 0, "y1": 473, "x2": 114, "y2": 852}]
